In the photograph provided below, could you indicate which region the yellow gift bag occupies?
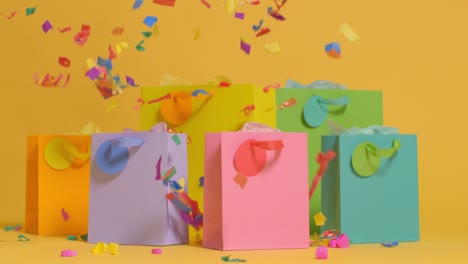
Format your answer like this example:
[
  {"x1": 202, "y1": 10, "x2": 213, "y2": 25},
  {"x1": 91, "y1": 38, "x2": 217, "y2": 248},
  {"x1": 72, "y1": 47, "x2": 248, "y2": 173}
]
[
  {"x1": 25, "y1": 135, "x2": 91, "y2": 235},
  {"x1": 140, "y1": 85, "x2": 275, "y2": 217}
]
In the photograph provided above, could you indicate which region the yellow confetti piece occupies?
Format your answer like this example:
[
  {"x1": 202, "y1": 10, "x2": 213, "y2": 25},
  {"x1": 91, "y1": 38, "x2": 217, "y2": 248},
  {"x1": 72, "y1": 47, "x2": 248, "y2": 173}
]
[
  {"x1": 178, "y1": 178, "x2": 186, "y2": 189},
  {"x1": 91, "y1": 242, "x2": 108, "y2": 254},
  {"x1": 116, "y1": 41, "x2": 129, "y2": 55},
  {"x1": 225, "y1": 0, "x2": 239, "y2": 14},
  {"x1": 153, "y1": 25, "x2": 160, "y2": 36},
  {"x1": 314, "y1": 212, "x2": 327, "y2": 226},
  {"x1": 339, "y1": 23, "x2": 360, "y2": 42},
  {"x1": 160, "y1": 74, "x2": 191, "y2": 86},
  {"x1": 79, "y1": 121, "x2": 101, "y2": 134},
  {"x1": 108, "y1": 242, "x2": 119, "y2": 255},
  {"x1": 194, "y1": 28, "x2": 202, "y2": 41},
  {"x1": 265, "y1": 42, "x2": 280, "y2": 54},
  {"x1": 86, "y1": 58, "x2": 95, "y2": 69},
  {"x1": 106, "y1": 100, "x2": 118, "y2": 112}
]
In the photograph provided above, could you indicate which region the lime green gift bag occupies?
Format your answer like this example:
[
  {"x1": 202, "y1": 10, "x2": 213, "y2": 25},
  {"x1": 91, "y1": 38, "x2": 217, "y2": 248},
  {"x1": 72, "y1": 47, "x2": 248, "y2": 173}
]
[{"x1": 276, "y1": 86, "x2": 383, "y2": 234}]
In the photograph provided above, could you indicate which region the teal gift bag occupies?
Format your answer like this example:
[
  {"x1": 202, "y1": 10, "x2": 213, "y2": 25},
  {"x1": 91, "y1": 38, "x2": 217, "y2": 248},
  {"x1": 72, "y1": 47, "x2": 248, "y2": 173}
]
[
  {"x1": 321, "y1": 135, "x2": 419, "y2": 244},
  {"x1": 276, "y1": 89, "x2": 383, "y2": 234}
]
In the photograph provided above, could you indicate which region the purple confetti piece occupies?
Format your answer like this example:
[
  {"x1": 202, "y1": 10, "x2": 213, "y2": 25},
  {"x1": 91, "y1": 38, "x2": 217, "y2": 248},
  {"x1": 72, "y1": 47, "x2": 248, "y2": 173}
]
[
  {"x1": 42, "y1": 20, "x2": 53, "y2": 33},
  {"x1": 155, "y1": 156, "x2": 162, "y2": 180},
  {"x1": 270, "y1": 12, "x2": 285, "y2": 21},
  {"x1": 240, "y1": 39, "x2": 251, "y2": 55},
  {"x1": 234, "y1": 12, "x2": 245, "y2": 20},
  {"x1": 86, "y1": 67, "x2": 100, "y2": 80},
  {"x1": 126, "y1": 75, "x2": 137, "y2": 86},
  {"x1": 61, "y1": 208, "x2": 70, "y2": 222}
]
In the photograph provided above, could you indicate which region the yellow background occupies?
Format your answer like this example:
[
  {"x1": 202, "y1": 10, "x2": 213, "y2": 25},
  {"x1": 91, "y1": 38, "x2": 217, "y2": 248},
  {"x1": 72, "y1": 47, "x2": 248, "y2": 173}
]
[{"x1": 1, "y1": 0, "x2": 466, "y2": 263}]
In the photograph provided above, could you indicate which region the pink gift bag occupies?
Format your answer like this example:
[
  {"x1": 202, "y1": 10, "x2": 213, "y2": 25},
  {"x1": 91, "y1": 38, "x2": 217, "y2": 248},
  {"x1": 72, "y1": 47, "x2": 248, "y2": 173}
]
[{"x1": 203, "y1": 132, "x2": 309, "y2": 250}]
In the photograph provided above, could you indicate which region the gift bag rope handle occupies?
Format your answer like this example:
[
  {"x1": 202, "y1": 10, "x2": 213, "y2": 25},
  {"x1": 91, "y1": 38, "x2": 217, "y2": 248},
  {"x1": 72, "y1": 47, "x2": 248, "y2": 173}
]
[
  {"x1": 316, "y1": 96, "x2": 350, "y2": 107},
  {"x1": 234, "y1": 139, "x2": 284, "y2": 184},
  {"x1": 44, "y1": 137, "x2": 91, "y2": 171},
  {"x1": 351, "y1": 139, "x2": 401, "y2": 177},
  {"x1": 63, "y1": 141, "x2": 91, "y2": 161},
  {"x1": 365, "y1": 140, "x2": 401, "y2": 158},
  {"x1": 250, "y1": 140, "x2": 284, "y2": 150},
  {"x1": 303, "y1": 95, "x2": 350, "y2": 128}
]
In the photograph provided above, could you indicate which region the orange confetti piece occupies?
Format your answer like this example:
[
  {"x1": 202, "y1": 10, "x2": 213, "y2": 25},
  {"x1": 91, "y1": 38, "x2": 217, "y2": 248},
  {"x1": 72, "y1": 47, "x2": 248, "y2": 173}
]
[
  {"x1": 1, "y1": 11, "x2": 17, "y2": 19},
  {"x1": 240, "y1": 104, "x2": 255, "y2": 117},
  {"x1": 112, "y1": 27, "x2": 124, "y2": 35},
  {"x1": 234, "y1": 174, "x2": 248, "y2": 188},
  {"x1": 58, "y1": 27, "x2": 72, "y2": 33}
]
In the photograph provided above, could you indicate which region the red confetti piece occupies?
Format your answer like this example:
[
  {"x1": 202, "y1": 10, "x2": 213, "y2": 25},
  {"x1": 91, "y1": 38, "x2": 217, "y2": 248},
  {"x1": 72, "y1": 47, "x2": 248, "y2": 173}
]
[
  {"x1": 108, "y1": 45, "x2": 116, "y2": 60},
  {"x1": 74, "y1": 25, "x2": 91, "y2": 46},
  {"x1": 219, "y1": 81, "x2": 231, "y2": 87},
  {"x1": 33, "y1": 73, "x2": 71, "y2": 88},
  {"x1": 58, "y1": 57, "x2": 71, "y2": 67},
  {"x1": 255, "y1": 27, "x2": 271, "y2": 37},
  {"x1": 153, "y1": 0, "x2": 176, "y2": 6}
]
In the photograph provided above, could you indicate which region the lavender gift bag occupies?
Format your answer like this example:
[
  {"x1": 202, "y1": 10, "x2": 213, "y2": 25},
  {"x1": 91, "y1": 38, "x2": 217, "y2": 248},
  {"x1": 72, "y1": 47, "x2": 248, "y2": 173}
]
[{"x1": 88, "y1": 131, "x2": 188, "y2": 245}]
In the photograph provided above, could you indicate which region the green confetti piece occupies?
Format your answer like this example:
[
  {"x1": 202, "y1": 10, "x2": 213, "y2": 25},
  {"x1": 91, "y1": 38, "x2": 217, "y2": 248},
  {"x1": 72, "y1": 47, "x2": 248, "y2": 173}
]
[
  {"x1": 18, "y1": 234, "x2": 30, "y2": 242},
  {"x1": 221, "y1": 255, "x2": 246, "y2": 262},
  {"x1": 26, "y1": 6, "x2": 37, "y2": 16},
  {"x1": 136, "y1": 40, "x2": 146, "y2": 51},
  {"x1": 80, "y1": 234, "x2": 88, "y2": 241},
  {"x1": 67, "y1": 235, "x2": 78, "y2": 240},
  {"x1": 142, "y1": 31, "x2": 153, "y2": 38},
  {"x1": 172, "y1": 135, "x2": 181, "y2": 145}
]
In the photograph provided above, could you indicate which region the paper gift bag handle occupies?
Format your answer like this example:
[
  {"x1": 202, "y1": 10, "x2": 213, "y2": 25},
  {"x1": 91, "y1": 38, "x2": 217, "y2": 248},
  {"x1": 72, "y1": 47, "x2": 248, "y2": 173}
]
[
  {"x1": 44, "y1": 137, "x2": 91, "y2": 171},
  {"x1": 233, "y1": 139, "x2": 284, "y2": 188},
  {"x1": 352, "y1": 139, "x2": 401, "y2": 177},
  {"x1": 96, "y1": 136, "x2": 145, "y2": 175},
  {"x1": 303, "y1": 95, "x2": 350, "y2": 128},
  {"x1": 138, "y1": 89, "x2": 215, "y2": 126}
]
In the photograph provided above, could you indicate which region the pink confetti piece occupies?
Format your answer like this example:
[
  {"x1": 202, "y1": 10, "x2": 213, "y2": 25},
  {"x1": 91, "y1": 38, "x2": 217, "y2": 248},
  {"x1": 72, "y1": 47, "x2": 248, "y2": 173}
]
[
  {"x1": 315, "y1": 246, "x2": 328, "y2": 259},
  {"x1": 61, "y1": 249, "x2": 78, "y2": 257},
  {"x1": 151, "y1": 248, "x2": 162, "y2": 254},
  {"x1": 155, "y1": 156, "x2": 162, "y2": 180},
  {"x1": 61, "y1": 208, "x2": 70, "y2": 222}
]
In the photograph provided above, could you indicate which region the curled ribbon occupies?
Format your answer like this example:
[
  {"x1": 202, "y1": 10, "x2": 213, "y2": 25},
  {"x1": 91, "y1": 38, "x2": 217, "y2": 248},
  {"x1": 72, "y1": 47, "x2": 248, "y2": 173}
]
[{"x1": 309, "y1": 150, "x2": 336, "y2": 199}]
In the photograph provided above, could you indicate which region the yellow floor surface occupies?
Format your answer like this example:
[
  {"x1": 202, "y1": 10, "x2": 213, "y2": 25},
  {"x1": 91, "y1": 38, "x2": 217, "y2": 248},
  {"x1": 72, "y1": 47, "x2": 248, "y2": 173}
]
[{"x1": 1, "y1": 229, "x2": 465, "y2": 264}]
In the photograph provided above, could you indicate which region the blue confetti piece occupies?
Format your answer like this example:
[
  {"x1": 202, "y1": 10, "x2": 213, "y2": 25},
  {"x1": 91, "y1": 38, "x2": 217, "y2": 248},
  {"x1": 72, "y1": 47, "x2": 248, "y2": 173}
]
[
  {"x1": 199, "y1": 176, "x2": 204, "y2": 187},
  {"x1": 168, "y1": 180, "x2": 183, "y2": 191},
  {"x1": 191, "y1": 89, "x2": 209, "y2": 97},
  {"x1": 133, "y1": 0, "x2": 144, "y2": 9},
  {"x1": 382, "y1": 241, "x2": 399, "y2": 247},
  {"x1": 325, "y1": 42, "x2": 341, "y2": 54},
  {"x1": 170, "y1": 196, "x2": 191, "y2": 214},
  {"x1": 143, "y1": 16, "x2": 158, "y2": 27},
  {"x1": 97, "y1": 57, "x2": 113, "y2": 70},
  {"x1": 252, "y1": 19, "x2": 264, "y2": 32}
]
